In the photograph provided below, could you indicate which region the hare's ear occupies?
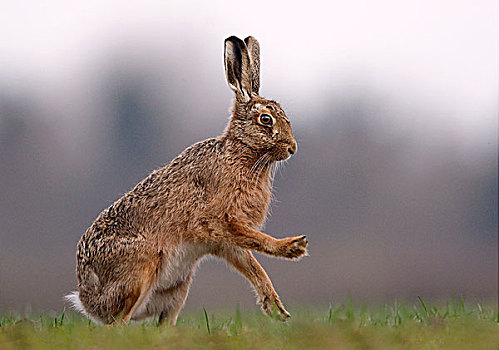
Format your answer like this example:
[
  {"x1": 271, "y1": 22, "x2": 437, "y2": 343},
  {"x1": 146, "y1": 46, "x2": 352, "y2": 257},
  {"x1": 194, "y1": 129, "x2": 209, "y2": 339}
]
[
  {"x1": 224, "y1": 36, "x2": 252, "y2": 102},
  {"x1": 244, "y1": 36, "x2": 260, "y2": 95}
]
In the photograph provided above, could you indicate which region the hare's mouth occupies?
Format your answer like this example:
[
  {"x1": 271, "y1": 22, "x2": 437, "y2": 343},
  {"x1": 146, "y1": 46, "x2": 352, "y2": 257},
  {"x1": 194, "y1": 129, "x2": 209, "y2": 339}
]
[{"x1": 271, "y1": 143, "x2": 296, "y2": 161}]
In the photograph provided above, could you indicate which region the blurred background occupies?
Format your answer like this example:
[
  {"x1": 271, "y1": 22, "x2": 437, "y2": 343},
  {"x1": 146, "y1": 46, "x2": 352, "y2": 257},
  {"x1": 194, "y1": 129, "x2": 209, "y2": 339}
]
[{"x1": 0, "y1": 0, "x2": 497, "y2": 313}]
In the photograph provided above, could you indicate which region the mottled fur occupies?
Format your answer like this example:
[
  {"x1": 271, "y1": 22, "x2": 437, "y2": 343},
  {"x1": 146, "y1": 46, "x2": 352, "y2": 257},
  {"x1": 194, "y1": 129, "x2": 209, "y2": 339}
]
[{"x1": 66, "y1": 36, "x2": 307, "y2": 325}]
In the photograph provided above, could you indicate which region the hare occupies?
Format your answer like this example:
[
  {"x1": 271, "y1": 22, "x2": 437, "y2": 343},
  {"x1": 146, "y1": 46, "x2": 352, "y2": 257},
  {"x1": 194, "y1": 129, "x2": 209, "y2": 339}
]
[{"x1": 66, "y1": 35, "x2": 308, "y2": 325}]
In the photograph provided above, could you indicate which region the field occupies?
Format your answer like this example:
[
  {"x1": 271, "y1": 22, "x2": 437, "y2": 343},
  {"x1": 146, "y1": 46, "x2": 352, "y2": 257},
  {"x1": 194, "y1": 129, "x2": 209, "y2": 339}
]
[{"x1": 1, "y1": 297, "x2": 497, "y2": 350}]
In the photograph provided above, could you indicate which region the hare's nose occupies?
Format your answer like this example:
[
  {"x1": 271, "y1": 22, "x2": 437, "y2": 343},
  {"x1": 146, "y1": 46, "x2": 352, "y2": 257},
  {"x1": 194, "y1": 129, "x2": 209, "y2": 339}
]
[{"x1": 287, "y1": 142, "x2": 297, "y2": 155}]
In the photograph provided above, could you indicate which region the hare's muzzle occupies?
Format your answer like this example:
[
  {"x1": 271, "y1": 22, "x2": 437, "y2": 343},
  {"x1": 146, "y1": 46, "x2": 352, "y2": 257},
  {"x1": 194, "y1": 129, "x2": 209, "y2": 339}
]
[{"x1": 287, "y1": 141, "x2": 297, "y2": 156}]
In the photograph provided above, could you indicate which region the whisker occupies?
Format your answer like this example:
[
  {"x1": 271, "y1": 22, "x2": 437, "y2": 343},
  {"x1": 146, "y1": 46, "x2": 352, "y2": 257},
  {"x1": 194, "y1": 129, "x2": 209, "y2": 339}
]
[
  {"x1": 252, "y1": 153, "x2": 271, "y2": 186},
  {"x1": 277, "y1": 159, "x2": 287, "y2": 177},
  {"x1": 249, "y1": 153, "x2": 267, "y2": 175},
  {"x1": 269, "y1": 161, "x2": 278, "y2": 182},
  {"x1": 249, "y1": 153, "x2": 266, "y2": 183}
]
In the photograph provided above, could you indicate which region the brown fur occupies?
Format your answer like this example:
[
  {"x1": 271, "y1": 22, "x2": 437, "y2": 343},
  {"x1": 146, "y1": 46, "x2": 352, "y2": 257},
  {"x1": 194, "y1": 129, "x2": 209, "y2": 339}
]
[{"x1": 69, "y1": 35, "x2": 307, "y2": 324}]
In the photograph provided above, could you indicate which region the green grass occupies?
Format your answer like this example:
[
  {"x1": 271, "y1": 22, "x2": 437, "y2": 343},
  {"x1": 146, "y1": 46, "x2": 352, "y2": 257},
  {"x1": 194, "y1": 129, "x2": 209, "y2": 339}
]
[{"x1": 1, "y1": 297, "x2": 497, "y2": 349}]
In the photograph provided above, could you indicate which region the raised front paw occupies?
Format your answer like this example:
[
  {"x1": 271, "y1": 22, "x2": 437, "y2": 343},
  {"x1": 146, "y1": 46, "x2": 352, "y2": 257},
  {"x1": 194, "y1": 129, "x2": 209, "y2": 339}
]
[
  {"x1": 260, "y1": 295, "x2": 291, "y2": 321},
  {"x1": 276, "y1": 235, "x2": 308, "y2": 259}
]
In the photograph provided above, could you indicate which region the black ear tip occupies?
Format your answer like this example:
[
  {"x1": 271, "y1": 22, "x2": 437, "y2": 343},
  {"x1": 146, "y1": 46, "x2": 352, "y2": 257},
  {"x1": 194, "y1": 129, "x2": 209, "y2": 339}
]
[
  {"x1": 225, "y1": 36, "x2": 242, "y2": 44},
  {"x1": 225, "y1": 36, "x2": 250, "y2": 52},
  {"x1": 244, "y1": 36, "x2": 256, "y2": 43}
]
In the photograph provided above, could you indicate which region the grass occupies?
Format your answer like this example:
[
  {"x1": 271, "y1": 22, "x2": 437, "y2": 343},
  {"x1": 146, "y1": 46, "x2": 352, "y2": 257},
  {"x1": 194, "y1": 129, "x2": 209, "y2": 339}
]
[{"x1": 0, "y1": 297, "x2": 497, "y2": 349}]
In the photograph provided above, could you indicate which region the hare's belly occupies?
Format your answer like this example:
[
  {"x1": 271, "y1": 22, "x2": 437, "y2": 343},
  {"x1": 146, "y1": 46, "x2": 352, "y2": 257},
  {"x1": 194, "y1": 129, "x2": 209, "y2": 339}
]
[{"x1": 155, "y1": 243, "x2": 207, "y2": 290}]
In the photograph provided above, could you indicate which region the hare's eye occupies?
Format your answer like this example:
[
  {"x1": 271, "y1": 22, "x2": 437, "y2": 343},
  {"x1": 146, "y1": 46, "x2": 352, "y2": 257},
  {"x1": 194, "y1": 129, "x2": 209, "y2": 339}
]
[{"x1": 258, "y1": 114, "x2": 273, "y2": 126}]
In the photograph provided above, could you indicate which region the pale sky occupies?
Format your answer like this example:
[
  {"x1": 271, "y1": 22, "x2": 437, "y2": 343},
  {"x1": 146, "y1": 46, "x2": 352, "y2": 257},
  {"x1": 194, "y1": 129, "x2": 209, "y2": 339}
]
[{"x1": 0, "y1": 0, "x2": 497, "y2": 144}]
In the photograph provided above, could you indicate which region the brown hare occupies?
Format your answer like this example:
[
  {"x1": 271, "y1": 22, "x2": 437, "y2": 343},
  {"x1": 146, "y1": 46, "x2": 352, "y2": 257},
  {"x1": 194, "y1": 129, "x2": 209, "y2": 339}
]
[{"x1": 66, "y1": 35, "x2": 308, "y2": 325}]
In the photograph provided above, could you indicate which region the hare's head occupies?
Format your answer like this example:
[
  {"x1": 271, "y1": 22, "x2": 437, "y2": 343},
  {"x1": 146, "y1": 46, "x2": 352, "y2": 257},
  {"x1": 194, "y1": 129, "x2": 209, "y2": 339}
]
[{"x1": 224, "y1": 36, "x2": 297, "y2": 162}]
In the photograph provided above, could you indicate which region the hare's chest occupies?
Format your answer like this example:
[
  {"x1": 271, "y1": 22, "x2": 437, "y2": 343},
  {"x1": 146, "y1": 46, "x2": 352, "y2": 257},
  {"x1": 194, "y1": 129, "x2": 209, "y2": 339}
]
[{"x1": 235, "y1": 182, "x2": 272, "y2": 228}]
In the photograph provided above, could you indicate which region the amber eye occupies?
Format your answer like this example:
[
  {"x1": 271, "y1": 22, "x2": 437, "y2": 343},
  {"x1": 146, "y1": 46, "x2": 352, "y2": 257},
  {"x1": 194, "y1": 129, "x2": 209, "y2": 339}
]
[{"x1": 258, "y1": 114, "x2": 273, "y2": 126}]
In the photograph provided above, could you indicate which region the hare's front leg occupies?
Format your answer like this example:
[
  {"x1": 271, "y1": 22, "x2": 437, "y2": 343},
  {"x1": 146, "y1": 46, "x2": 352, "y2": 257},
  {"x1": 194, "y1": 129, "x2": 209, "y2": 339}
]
[
  {"x1": 216, "y1": 247, "x2": 290, "y2": 320},
  {"x1": 218, "y1": 220, "x2": 308, "y2": 259}
]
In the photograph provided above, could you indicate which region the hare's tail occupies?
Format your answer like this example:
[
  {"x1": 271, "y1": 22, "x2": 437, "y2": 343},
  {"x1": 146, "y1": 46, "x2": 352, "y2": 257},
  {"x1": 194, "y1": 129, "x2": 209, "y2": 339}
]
[
  {"x1": 64, "y1": 291, "x2": 85, "y2": 313},
  {"x1": 64, "y1": 291, "x2": 100, "y2": 323}
]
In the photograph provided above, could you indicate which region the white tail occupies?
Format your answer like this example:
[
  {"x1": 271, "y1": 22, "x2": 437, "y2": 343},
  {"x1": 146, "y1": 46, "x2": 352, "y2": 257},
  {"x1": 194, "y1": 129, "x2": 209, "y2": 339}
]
[
  {"x1": 64, "y1": 291, "x2": 100, "y2": 323},
  {"x1": 64, "y1": 291, "x2": 85, "y2": 313}
]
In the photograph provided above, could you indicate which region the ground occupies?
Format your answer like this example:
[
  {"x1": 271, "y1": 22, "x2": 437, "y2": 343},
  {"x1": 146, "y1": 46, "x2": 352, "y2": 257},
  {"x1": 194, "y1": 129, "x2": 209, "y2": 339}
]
[{"x1": 1, "y1": 298, "x2": 497, "y2": 349}]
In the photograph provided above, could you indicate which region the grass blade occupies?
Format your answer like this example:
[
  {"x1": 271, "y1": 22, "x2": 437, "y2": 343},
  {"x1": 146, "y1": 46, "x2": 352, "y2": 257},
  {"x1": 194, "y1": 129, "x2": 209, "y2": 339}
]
[
  {"x1": 202, "y1": 307, "x2": 211, "y2": 334},
  {"x1": 417, "y1": 296, "x2": 429, "y2": 319}
]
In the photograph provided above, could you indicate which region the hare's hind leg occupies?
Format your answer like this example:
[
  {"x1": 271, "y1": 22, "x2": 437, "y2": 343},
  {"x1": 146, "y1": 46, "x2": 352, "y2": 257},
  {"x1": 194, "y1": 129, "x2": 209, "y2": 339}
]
[
  {"x1": 77, "y1": 238, "x2": 162, "y2": 324},
  {"x1": 216, "y1": 247, "x2": 290, "y2": 320},
  {"x1": 154, "y1": 274, "x2": 193, "y2": 326},
  {"x1": 108, "y1": 248, "x2": 161, "y2": 324},
  {"x1": 134, "y1": 274, "x2": 193, "y2": 325},
  {"x1": 119, "y1": 265, "x2": 158, "y2": 324}
]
